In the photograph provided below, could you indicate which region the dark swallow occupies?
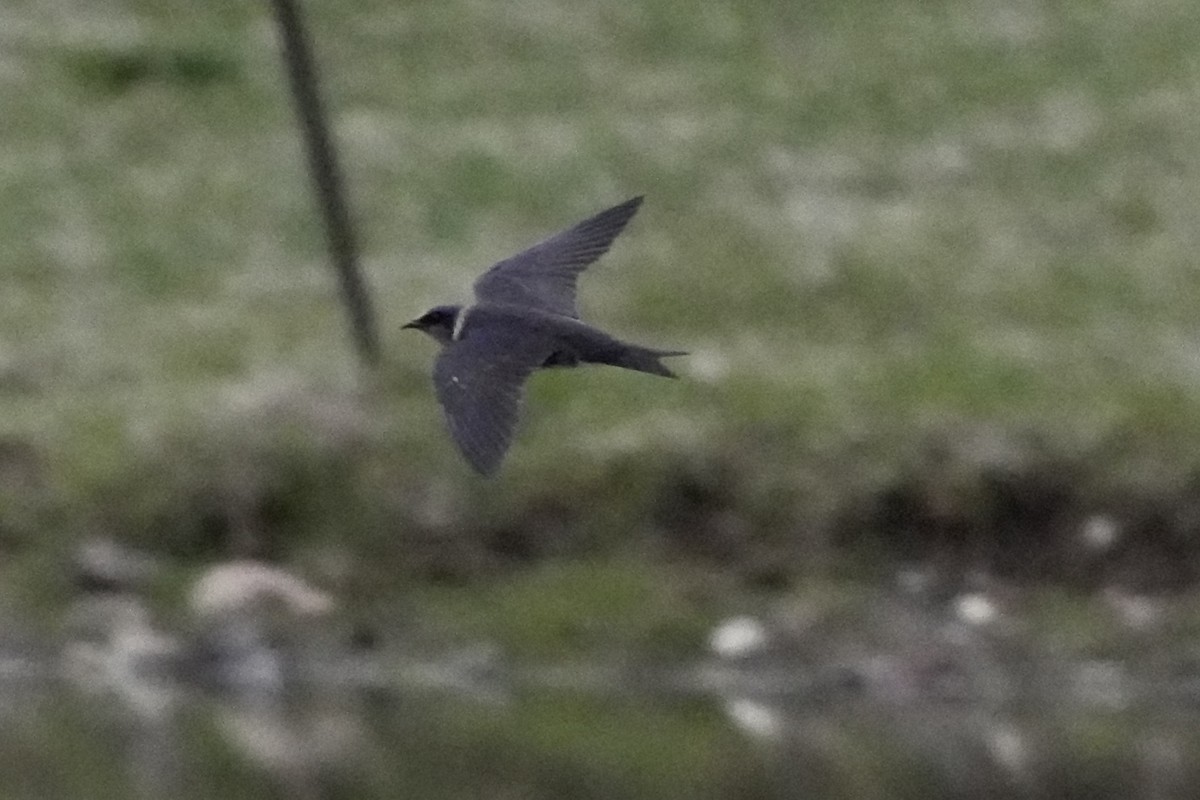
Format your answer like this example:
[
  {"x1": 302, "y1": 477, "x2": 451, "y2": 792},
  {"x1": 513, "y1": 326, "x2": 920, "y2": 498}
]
[{"x1": 403, "y1": 196, "x2": 685, "y2": 475}]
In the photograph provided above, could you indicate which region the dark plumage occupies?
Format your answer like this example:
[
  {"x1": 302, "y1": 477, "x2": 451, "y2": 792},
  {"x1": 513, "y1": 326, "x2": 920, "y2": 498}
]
[{"x1": 403, "y1": 197, "x2": 685, "y2": 475}]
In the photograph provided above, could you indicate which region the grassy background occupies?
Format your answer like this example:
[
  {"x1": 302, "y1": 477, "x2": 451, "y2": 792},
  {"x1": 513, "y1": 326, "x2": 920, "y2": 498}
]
[
  {"x1": 7, "y1": 2, "x2": 1200, "y2": 797},
  {"x1": 4, "y1": 0, "x2": 1200, "y2": 626}
]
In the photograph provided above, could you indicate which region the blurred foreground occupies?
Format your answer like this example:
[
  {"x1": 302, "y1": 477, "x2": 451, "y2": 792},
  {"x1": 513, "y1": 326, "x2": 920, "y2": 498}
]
[{"x1": 5, "y1": 549, "x2": 1200, "y2": 800}]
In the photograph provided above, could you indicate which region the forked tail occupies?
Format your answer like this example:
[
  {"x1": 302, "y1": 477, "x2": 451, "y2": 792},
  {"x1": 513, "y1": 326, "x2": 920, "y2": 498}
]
[{"x1": 613, "y1": 345, "x2": 687, "y2": 378}]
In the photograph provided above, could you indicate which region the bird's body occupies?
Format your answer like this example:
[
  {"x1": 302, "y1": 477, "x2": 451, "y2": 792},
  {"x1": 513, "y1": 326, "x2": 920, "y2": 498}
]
[
  {"x1": 404, "y1": 197, "x2": 684, "y2": 475},
  {"x1": 457, "y1": 303, "x2": 680, "y2": 377}
]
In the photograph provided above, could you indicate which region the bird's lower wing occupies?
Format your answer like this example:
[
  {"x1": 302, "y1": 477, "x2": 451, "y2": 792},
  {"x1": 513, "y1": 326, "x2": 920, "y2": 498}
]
[{"x1": 433, "y1": 325, "x2": 554, "y2": 476}]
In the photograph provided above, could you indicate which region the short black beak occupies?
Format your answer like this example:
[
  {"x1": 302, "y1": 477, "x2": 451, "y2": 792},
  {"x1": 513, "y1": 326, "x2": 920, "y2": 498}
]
[{"x1": 401, "y1": 320, "x2": 420, "y2": 330}]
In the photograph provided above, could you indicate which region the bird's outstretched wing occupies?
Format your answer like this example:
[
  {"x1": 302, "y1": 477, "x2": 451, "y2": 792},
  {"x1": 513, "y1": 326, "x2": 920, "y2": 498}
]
[
  {"x1": 432, "y1": 314, "x2": 555, "y2": 475},
  {"x1": 473, "y1": 196, "x2": 643, "y2": 318}
]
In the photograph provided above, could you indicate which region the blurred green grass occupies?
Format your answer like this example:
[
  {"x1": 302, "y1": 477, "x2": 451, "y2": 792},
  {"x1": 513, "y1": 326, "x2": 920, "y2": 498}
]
[
  {"x1": 4, "y1": 0, "x2": 1200, "y2": 607},
  {"x1": 8, "y1": 6, "x2": 1200, "y2": 794}
]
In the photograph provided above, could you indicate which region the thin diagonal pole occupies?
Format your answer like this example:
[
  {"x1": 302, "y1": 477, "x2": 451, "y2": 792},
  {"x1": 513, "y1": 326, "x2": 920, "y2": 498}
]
[{"x1": 267, "y1": 0, "x2": 381, "y2": 368}]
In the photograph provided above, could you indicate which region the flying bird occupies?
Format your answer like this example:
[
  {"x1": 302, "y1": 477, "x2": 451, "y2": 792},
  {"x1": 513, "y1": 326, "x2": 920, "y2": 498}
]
[{"x1": 403, "y1": 196, "x2": 685, "y2": 475}]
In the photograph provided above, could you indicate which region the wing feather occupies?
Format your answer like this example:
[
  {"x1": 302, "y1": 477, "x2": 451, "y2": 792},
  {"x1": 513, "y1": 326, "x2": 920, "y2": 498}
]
[
  {"x1": 432, "y1": 315, "x2": 555, "y2": 475},
  {"x1": 473, "y1": 197, "x2": 643, "y2": 317}
]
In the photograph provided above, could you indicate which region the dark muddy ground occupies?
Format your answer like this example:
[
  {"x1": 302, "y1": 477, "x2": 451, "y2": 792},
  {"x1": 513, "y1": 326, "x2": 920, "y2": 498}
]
[{"x1": 7, "y1": 419, "x2": 1200, "y2": 602}]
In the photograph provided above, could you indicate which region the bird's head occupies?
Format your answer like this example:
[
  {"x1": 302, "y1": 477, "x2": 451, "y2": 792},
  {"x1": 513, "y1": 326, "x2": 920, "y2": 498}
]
[{"x1": 401, "y1": 304, "x2": 462, "y2": 345}]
